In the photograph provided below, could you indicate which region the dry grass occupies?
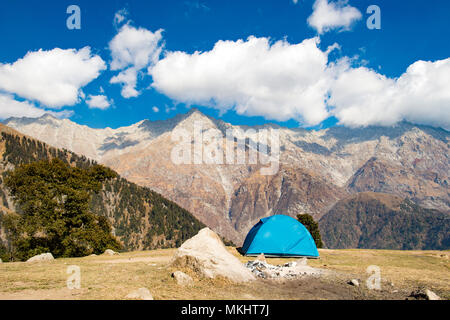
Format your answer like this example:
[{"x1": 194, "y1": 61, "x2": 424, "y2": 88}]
[{"x1": 0, "y1": 248, "x2": 448, "y2": 300}]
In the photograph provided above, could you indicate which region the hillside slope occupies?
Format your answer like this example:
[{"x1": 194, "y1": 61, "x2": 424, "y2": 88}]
[
  {"x1": 0, "y1": 124, "x2": 205, "y2": 260},
  {"x1": 319, "y1": 192, "x2": 450, "y2": 250}
]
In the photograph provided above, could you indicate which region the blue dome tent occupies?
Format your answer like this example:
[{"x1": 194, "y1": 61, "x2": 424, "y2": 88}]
[{"x1": 240, "y1": 215, "x2": 319, "y2": 258}]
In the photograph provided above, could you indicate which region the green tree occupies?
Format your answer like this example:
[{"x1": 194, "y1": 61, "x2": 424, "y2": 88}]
[
  {"x1": 296, "y1": 213, "x2": 323, "y2": 248},
  {"x1": 4, "y1": 158, "x2": 121, "y2": 261}
]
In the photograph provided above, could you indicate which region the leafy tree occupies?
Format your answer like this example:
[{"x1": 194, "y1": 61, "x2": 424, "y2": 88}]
[
  {"x1": 296, "y1": 213, "x2": 323, "y2": 248},
  {"x1": 4, "y1": 158, "x2": 121, "y2": 260}
]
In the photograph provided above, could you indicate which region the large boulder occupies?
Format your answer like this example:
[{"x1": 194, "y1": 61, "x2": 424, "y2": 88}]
[
  {"x1": 26, "y1": 253, "x2": 54, "y2": 263},
  {"x1": 103, "y1": 249, "x2": 118, "y2": 256},
  {"x1": 170, "y1": 228, "x2": 255, "y2": 282}
]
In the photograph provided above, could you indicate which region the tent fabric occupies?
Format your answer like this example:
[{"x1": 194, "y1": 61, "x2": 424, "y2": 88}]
[{"x1": 241, "y1": 215, "x2": 319, "y2": 258}]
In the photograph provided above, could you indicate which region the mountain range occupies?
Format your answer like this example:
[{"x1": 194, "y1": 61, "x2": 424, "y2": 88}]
[{"x1": 4, "y1": 109, "x2": 449, "y2": 246}]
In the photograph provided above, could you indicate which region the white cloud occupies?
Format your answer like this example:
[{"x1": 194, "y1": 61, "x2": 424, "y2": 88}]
[
  {"x1": 86, "y1": 95, "x2": 112, "y2": 110},
  {"x1": 0, "y1": 47, "x2": 106, "y2": 107},
  {"x1": 114, "y1": 8, "x2": 128, "y2": 27},
  {"x1": 0, "y1": 94, "x2": 73, "y2": 120},
  {"x1": 151, "y1": 36, "x2": 332, "y2": 126},
  {"x1": 110, "y1": 67, "x2": 139, "y2": 98},
  {"x1": 149, "y1": 34, "x2": 450, "y2": 129},
  {"x1": 307, "y1": 0, "x2": 362, "y2": 34},
  {"x1": 329, "y1": 58, "x2": 450, "y2": 130},
  {"x1": 152, "y1": 106, "x2": 159, "y2": 112},
  {"x1": 109, "y1": 24, "x2": 164, "y2": 98}
]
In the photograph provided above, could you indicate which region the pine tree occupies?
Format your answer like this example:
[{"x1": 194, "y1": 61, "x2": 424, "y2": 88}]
[
  {"x1": 296, "y1": 213, "x2": 323, "y2": 248},
  {"x1": 4, "y1": 158, "x2": 121, "y2": 260}
]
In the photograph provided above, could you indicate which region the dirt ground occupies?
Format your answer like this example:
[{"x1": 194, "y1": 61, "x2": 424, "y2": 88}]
[{"x1": 0, "y1": 248, "x2": 448, "y2": 300}]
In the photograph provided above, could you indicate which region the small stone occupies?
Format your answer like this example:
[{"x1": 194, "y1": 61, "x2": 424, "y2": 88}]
[
  {"x1": 125, "y1": 288, "x2": 154, "y2": 300},
  {"x1": 348, "y1": 279, "x2": 360, "y2": 287},
  {"x1": 172, "y1": 271, "x2": 194, "y2": 286},
  {"x1": 425, "y1": 289, "x2": 441, "y2": 300},
  {"x1": 296, "y1": 258, "x2": 308, "y2": 266},
  {"x1": 255, "y1": 253, "x2": 266, "y2": 263}
]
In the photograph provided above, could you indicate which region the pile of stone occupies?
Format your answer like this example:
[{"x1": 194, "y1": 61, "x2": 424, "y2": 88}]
[{"x1": 245, "y1": 258, "x2": 324, "y2": 280}]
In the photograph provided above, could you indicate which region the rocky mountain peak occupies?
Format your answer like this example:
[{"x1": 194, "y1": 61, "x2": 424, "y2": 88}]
[{"x1": 175, "y1": 108, "x2": 218, "y2": 131}]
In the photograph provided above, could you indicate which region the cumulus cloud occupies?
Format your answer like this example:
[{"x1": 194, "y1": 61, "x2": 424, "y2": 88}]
[
  {"x1": 0, "y1": 47, "x2": 106, "y2": 107},
  {"x1": 86, "y1": 95, "x2": 112, "y2": 110},
  {"x1": 149, "y1": 34, "x2": 450, "y2": 129},
  {"x1": 152, "y1": 106, "x2": 159, "y2": 112},
  {"x1": 151, "y1": 36, "x2": 332, "y2": 126},
  {"x1": 110, "y1": 67, "x2": 139, "y2": 98},
  {"x1": 0, "y1": 94, "x2": 73, "y2": 120},
  {"x1": 329, "y1": 58, "x2": 450, "y2": 130},
  {"x1": 109, "y1": 24, "x2": 164, "y2": 98},
  {"x1": 307, "y1": 0, "x2": 362, "y2": 34}
]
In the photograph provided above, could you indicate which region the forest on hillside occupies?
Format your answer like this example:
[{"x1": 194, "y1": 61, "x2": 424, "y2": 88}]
[{"x1": 0, "y1": 131, "x2": 205, "y2": 261}]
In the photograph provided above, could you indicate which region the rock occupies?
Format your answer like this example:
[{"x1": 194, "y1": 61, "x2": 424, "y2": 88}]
[
  {"x1": 408, "y1": 288, "x2": 441, "y2": 300},
  {"x1": 246, "y1": 261, "x2": 272, "y2": 278},
  {"x1": 425, "y1": 289, "x2": 441, "y2": 300},
  {"x1": 103, "y1": 249, "x2": 118, "y2": 256},
  {"x1": 26, "y1": 253, "x2": 54, "y2": 263},
  {"x1": 348, "y1": 279, "x2": 360, "y2": 287},
  {"x1": 172, "y1": 271, "x2": 194, "y2": 286},
  {"x1": 170, "y1": 228, "x2": 255, "y2": 282},
  {"x1": 296, "y1": 257, "x2": 308, "y2": 266},
  {"x1": 89, "y1": 254, "x2": 97, "y2": 257},
  {"x1": 255, "y1": 253, "x2": 266, "y2": 263},
  {"x1": 125, "y1": 288, "x2": 154, "y2": 300},
  {"x1": 283, "y1": 262, "x2": 297, "y2": 268}
]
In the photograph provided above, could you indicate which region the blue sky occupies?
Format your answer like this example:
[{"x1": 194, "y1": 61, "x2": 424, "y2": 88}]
[{"x1": 0, "y1": 0, "x2": 449, "y2": 129}]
